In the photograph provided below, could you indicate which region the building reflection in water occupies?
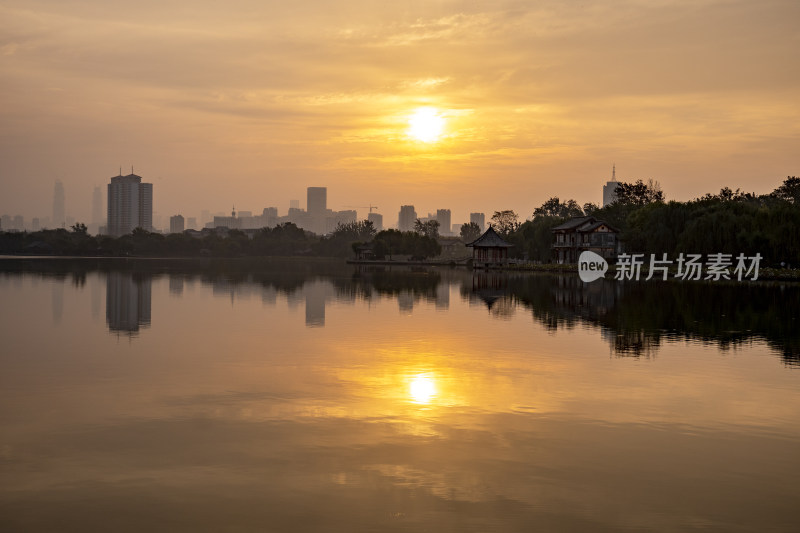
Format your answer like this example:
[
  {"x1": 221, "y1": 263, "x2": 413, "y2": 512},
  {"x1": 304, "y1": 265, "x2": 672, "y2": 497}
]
[
  {"x1": 169, "y1": 275, "x2": 184, "y2": 296},
  {"x1": 304, "y1": 281, "x2": 330, "y2": 328},
  {"x1": 466, "y1": 272, "x2": 508, "y2": 312},
  {"x1": 106, "y1": 272, "x2": 152, "y2": 336}
]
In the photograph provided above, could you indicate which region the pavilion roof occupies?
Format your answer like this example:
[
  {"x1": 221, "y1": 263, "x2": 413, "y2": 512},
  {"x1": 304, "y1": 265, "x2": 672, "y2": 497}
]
[{"x1": 465, "y1": 226, "x2": 514, "y2": 248}]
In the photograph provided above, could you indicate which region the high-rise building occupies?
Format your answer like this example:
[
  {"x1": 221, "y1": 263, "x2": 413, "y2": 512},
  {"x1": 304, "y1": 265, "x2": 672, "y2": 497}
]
[
  {"x1": 307, "y1": 187, "x2": 326, "y2": 214},
  {"x1": 53, "y1": 181, "x2": 65, "y2": 229},
  {"x1": 436, "y1": 209, "x2": 452, "y2": 236},
  {"x1": 602, "y1": 164, "x2": 618, "y2": 207},
  {"x1": 107, "y1": 171, "x2": 153, "y2": 236},
  {"x1": 170, "y1": 214, "x2": 185, "y2": 233},
  {"x1": 470, "y1": 212, "x2": 485, "y2": 229},
  {"x1": 367, "y1": 212, "x2": 383, "y2": 231},
  {"x1": 398, "y1": 205, "x2": 417, "y2": 231}
]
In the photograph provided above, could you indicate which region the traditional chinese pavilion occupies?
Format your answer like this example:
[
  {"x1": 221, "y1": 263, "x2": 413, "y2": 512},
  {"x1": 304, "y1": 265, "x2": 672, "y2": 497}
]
[{"x1": 465, "y1": 226, "x2": 514, "y2": 268}]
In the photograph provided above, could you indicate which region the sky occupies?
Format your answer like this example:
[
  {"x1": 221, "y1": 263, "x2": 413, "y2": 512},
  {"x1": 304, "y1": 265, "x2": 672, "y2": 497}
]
[{"x1": 1, "y1": 0, "x2": 798, "y2": 228}]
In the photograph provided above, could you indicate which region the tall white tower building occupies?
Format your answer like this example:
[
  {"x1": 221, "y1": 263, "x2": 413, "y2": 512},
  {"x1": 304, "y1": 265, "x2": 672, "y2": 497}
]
[
  {"x1": 107, "y1": 171, "x2": 153, "y2": 236},
  {"x1": 602, "y1": 164, "x2": 618, "y2": 207}
]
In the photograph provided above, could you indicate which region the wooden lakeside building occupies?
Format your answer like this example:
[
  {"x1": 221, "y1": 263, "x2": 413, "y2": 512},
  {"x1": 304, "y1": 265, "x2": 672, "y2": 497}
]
[
  {"x1": 551, "y1": 216, "x2": 620, "y2": 264},
  {"x1": 465, "y1": 226, "x2": 514, "y2": 268}
]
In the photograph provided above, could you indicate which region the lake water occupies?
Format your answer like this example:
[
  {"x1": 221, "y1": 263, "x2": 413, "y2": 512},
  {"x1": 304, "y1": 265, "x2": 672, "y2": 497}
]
[{"x1": 1, "y1": 258, "x2": 798, "y2": 532}]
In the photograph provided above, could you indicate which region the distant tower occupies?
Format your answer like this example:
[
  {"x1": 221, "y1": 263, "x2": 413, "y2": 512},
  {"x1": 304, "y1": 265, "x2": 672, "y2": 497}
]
[
  {"x1": 398, "y1": 205, "x2": 417, "y2": 231},
  {"x1": 53, "y1": 181, "x2": 65, "y2": 228},
  {"x1": 367, "y1": 212, "x2": 383, "y2": 231},
  {"x1": 307, "y1": 187, "x2": 327, "y2": 214},
  {"x1": 170, "y1": 214, "x2": 185, "y2": 233},
  {"x1": 602, "y1": 164, "x2": 618, "y2": 207},
  {"x1": 436, "y1": 209, "x2": 452, "y2": 236},
  {"x1": 107, "y1": 170, "x2": 153, "y2": 236},
  {"x1": 470, "y1": 212, "x2": 485, "y2": 229}
]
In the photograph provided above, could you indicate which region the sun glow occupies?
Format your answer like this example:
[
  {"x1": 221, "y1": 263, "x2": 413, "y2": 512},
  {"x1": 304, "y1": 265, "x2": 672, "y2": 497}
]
[
  {"x1": 409, "y1": 373, "x2": 437, "y2": 404},
  {"x1": 407, "y1": 107, "x2": 446, "y2": 143}
]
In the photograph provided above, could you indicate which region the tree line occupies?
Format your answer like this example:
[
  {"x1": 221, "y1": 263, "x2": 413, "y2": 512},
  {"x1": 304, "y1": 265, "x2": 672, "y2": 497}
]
[
  {"x1": 0, "y1": 219, "x2": 442, "y2": 260},
  {"x1": 493, "y1": 176, "x2": 799, "y2": 265}
]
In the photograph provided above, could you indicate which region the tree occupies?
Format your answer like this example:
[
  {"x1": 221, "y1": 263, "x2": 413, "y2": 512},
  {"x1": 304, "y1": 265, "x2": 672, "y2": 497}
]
[
  {"x1": 413, "y1": 219, "x2": 440, "y2": 238},
  {"x1": 771, "y1": 176, "x2": 800, "y2": 204},
  {"x1": 372, "y1": 229, "x2": 404, "y2": 260},
  {"x1": 460, "y1": 222, "x2": 482, "y2": 242},
  {"x1": 331, "y1": 220, "x2": 376, "y2": 241},
  {"x1": 490, "y1": 210, "x2": 520, "y2": 236},
  {"x1": 583, "y1": 202, "x2": 600, "y2": 216},
  {"x1": 70, "y1": 222, "x2": 88, "y2": 235},
  {"x1": 532, "y1": 197, "x2": 584, "y2": 219},
  {"x1": 613, "y1": 179, "x2": 664, "y2": 206},
  {"x1": 697, "y1": 187, "x2": 754, "y2": 203}
]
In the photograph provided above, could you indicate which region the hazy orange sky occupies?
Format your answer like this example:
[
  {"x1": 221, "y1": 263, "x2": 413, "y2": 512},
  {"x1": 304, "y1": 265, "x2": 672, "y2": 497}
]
[{"x1": 1, "y1": 0, "x2": 798, "y2": 228}]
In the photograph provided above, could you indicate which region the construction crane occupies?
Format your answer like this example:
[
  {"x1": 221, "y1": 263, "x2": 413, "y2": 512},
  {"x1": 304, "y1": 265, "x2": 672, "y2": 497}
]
[{"x1": 343, "y1": 205, "x2": 379, "y2": 213}]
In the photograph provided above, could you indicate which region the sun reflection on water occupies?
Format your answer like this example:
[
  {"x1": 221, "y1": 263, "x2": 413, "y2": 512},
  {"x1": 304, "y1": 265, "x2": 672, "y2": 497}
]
[{"x1": 409, "y1": 373, "x2": 437, "y2": 404}]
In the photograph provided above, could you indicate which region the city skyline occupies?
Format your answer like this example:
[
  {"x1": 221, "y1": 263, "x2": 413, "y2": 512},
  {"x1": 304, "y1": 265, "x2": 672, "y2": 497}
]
[{"x1": 0, "y1": 1, "x2": 797, "y2": 226}]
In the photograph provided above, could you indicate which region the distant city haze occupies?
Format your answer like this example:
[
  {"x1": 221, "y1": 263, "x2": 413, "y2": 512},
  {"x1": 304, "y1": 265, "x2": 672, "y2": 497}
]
[{"x1": 0, "y1": 1, "x2": 798, "y2": 229}]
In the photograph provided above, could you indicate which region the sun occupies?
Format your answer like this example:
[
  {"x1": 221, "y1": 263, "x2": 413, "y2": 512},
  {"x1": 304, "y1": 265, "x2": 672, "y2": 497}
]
[{"x1": 407, "y1": 107, "x2": 446, "y2": 143}]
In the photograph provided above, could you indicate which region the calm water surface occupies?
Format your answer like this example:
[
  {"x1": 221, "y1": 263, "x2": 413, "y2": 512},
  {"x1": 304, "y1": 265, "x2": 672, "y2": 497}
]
[{"x1": 1, "y1": 258, "x2": 798, "y2": 532}]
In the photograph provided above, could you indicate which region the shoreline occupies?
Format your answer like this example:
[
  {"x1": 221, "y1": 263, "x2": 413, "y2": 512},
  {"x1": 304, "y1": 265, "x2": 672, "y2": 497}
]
[{"x1": 3, "y1": 255, "x2": 799, "y2": 281}]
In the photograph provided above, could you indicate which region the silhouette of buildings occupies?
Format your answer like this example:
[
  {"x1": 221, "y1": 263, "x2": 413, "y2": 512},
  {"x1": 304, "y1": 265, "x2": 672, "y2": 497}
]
[
  {"x1": 106, "y1": 271, "x2": 152, "y2": 335},
  {"x1": 107, "y1": 171, "x2": 153, "y2": 236},
  {"x1": 307, "y1": 187, "x2": 326, "y2": 214},
  {"x1": 436, "y1": 209, "x2": 452, "y2": 236},
  {"x1": 602, "y1": 164, "x2": 618, "y2": 207},
  {"x1": 367, "y1": 212, "x2": 383, "y2": 231},
  {"x1": 398, "y1": 205, "x2": 417, "y2": 231},
  {"x1": 170, "y1": 214, "x2": 185, "y2": 233},
  {"x1": 203, "y1": 188, "x2": 355, "y2": 236},
  {"x1": 470, "y1": 212, "x2": 485, "y2": 229},
  {"x1": 53, "y1": 181, "x2": 65, "y2": 229}
]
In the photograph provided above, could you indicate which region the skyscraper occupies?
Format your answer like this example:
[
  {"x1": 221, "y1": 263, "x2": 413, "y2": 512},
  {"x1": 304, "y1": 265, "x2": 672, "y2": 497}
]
[
  {"x1": 398, "y1": 205, "x2": 417, "y2": 231},
  {"x1": 170, "y1": 214, "x2": 185, "y2": 233},
  {"x1": 602, "y1": 164, "x2": 618, "y2": 207},
  {"x1": 53, "y1": 181, "x2": 65, "y2": 229},
  {"x1": 307, "y1": 187, "x2": 327, "y2": 214},
  {"x1": 436, "y1": 209, "x2": 451, "y2": 236},
  {"x1": 107, "y1": 171, "x2": 153, "y2": 236},
  {"x1": 470, "y1": 212, "x2": 485, "y2": 229},
  {"x1": 367, "y1": 212, "x2": 383, "y2": 231}
]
